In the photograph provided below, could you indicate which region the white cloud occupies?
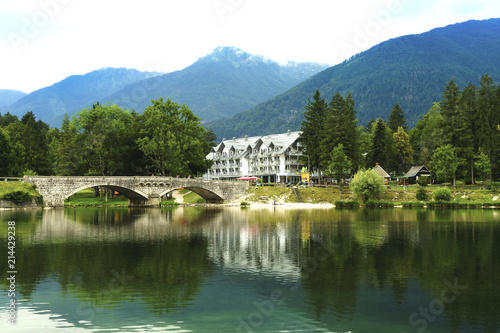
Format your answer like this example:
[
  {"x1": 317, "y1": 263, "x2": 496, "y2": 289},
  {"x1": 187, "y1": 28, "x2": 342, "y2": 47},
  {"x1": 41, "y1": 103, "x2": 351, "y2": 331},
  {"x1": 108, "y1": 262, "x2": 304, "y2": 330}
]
[{"x1": 0, "y1": 0, "x2": 499, "y2": 93}]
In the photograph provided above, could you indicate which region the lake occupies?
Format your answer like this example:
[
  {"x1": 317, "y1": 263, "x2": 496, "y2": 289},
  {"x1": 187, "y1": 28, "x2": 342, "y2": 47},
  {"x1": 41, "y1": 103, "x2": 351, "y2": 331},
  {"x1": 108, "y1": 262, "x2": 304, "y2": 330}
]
[{"x1": 1, "y1": 207, "x2": 499, "y2": 332}]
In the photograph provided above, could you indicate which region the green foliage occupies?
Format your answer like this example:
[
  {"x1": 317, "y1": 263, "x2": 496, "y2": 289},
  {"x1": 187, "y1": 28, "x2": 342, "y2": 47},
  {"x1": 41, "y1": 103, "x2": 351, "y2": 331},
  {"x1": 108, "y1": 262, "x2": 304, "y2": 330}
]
[
  {"x1": 137, "y1": 98, "x2": 211, "y2": 176},
  {"x1": 23, "y1": 169, "x2": 38, "y2": 176},
  {"x1": 325, "y1": 144, "x2": 352, "y2": 192},
  {"x1": 240, "y1": 202, "x2": 250, "y2": 206},
  {"x1": 416, "y1": 177, "x2": 429, "y2": 186},
  {"x1": 369, "y1": 118, "x2": 387, "y2": 168},
  {"x1": 350, "y1": 168, "x2": 386, "y2": 202},
  {"x1": 300, "y1": 90, "x2": 327, "y2": 179},
  {"x1": 160, "y1": 199, "x2": 180, "y2": 207},
  {"x1": 1, "y1": 190, "x2": 32, "y2": 203},
  {"x1": 416, "y1": 188, "x2": 429, "y2": 201},
  {"x1": 388, "y1": 103, "x2": 407, "y2": 132},
  {"x1": 364, "y1": 200, "x2": 394, "y2": 208},
  {"x1": 431, "y1": 144, "x2": 458, "y2": 184},
  {"x1": 474, "y1": 148, "x2": 492, "y2": 183},
  {"x1": 0, "y1": 128, "x2": 11, "y2": 175},
  {"x1": 433, "y1": 187, "x2": 453, "y2": 201},
  {"x1": 393, "y1": 126, "x2": 413, "y2": 174},
  {"x1": 335, "y1": 200, "x2": 360, "y2": 208}
]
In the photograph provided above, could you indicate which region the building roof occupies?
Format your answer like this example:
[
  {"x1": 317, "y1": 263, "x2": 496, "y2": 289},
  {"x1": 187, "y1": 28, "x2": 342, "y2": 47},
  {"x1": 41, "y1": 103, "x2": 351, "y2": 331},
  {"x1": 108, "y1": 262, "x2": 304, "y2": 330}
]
[
  {"x1": 404, "y1": 165, "x2": 430, "y2": 178},
  {"x1": 373, "y1": 163, "x2": 390, "y2": 178},
  {"x1": 208, "y1": 131, "x2": 301, "y2": 158}
]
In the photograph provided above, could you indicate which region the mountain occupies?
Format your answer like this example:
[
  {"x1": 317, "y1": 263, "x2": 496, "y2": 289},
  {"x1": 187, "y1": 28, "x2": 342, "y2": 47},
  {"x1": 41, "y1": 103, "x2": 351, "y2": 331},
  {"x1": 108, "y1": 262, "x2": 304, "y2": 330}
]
[
  {"x1": 1, "y1": 68, "x2": 162, "y2": 127},
  {"x1": 0, "y1": 90, "x2": 27, "y2": 108},
  {"x1": 104, "y1": 47, "x2": 329, "y2": 121},
  {"x1": 207, "y1": 18, "x2": 500, "y2": 139}
]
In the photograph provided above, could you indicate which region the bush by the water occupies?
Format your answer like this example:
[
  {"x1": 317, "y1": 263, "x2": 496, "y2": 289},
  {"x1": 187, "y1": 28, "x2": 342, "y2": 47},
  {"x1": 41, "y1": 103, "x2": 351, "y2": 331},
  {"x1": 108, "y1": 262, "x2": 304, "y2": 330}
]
[
  {"x1": 1, "y1": 190, "x2": 32, "y2": 203},
  {"x1": 416, "y1": 188, "x2": 429, "y2": 201},
  {"x1": 433, "y1": 188, "x2": 453, "y2": 201},
  {"x1": 335, "y1": 200, "x2": 360, "y2": 208},
  {"x1": 349, "y1": 169, "x2": 385, "y2": 202}
]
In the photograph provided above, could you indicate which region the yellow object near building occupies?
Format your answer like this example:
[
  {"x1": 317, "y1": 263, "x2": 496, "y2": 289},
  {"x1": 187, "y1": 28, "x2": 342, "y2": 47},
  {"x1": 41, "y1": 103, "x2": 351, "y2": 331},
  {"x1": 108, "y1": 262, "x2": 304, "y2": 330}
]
[{"x1": 301, "y1": 173, "x2": 309, "y2": 182}]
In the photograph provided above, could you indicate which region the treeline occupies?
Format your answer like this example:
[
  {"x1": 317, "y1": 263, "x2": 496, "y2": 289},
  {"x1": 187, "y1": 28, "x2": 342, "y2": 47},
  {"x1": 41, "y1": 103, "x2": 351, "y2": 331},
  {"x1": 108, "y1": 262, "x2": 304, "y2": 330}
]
[
  {"x1": 301, "y1": 73, "x2": 500, "y2": 184},
  {"x1": 0, "y1": 98, "x2": 216, "y2": 177}
]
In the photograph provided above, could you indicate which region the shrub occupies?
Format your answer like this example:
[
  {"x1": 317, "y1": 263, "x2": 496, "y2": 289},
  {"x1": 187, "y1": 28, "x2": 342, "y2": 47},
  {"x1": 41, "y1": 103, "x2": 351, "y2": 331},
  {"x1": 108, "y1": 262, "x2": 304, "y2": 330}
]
[
  {"x1": 364, "y1": 200, "x2": 394, "y2": 208},
  {"x1": 240, "y1": 202, "x2": 250, "y2": 206},
  {"x1": 416, "y1": 177, "x2": 430, "y2": 186},
  {"x1": 23, "y1": 169, "x2": 38, "y2": 176},
  {"x1": 416, "y1": 188, "x2": 429, "y2": 201},
  {"x1": 433, "y1": 187, "x2": 453, "y2": 201},
  {"x1": 350, "y1": 169, "x2": 385, "y2": 202},
  {"x1": 335, "y1": 200, "x2": 360, "y2": 208},
  {"x1": 2, "y1": 190, "x2": 32, "y2": 203}
]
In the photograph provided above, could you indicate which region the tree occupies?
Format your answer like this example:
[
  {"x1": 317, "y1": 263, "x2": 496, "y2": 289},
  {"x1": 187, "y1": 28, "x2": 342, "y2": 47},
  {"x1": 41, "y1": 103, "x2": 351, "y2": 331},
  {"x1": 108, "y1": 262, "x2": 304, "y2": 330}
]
[
  {"x1": 369, "y1": 118, "x2": 387, "y2": 168},
  {"x1": 393, "y1": 126, "x2": 413, "y2": 175},
  {"x1": 325, "y1": 144, "x2": 352, "y2": 198},
  {"x1": 440, "y1": 79, "x2": 461, "y2": 148},
  {"x1": 474, "y1": 149, "x2": 491, "y2": 187},
  {"x1": 54, "y1": 114, "x2": 78, "y2": 175},
  {"x1": 72, "y1": 103, "x2": 133, "y2": 176},
  {"x1": 300, "y1": 90, "x2": 327, "y2": 183},
  {"x1": 457, "y1": 82, "x2": 477, "y2": 184},
  {"x1": 0, "y1": 128, "x2": 11, "y2": 176},
  {"x1": 350, "y1": 168, "x2": 385, "y2": 202},
  {"x1": 477, "y1": 74, "x2": 499, "y2": 179},
  {"x1": 430, "y1": 144, "x2": 458, "y2": 188},
  {"x1": 137, "y1": 98, "x2": 211, "y2": 176},
  {"x1": 388, "y1": 103, "x2": 407, "y2": 133}
]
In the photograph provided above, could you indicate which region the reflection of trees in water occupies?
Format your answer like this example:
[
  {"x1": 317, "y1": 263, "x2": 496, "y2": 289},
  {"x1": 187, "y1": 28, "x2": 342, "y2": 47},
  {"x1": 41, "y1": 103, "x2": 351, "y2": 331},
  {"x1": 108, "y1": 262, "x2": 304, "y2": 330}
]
[{"x1": 1, "y1": 208, "x2": 499, "y2": 331}]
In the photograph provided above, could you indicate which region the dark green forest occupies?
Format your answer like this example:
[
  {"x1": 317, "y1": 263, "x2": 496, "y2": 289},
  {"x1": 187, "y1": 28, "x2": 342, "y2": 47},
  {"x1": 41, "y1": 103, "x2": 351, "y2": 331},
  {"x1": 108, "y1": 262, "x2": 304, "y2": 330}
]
[
  {"x1": 300, "y1": 73, "x2": 500, "y2": 184},
  {"x1": 0, "y1": 98, "x2": 215, "y2": 177}
]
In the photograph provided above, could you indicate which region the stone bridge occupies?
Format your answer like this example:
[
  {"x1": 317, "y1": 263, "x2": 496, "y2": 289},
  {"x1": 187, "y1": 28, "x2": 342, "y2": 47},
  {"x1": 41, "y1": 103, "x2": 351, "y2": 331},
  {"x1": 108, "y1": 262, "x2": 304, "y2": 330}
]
[{"x1": 23, "y1": 176, "x2": 249, "y2": 207}]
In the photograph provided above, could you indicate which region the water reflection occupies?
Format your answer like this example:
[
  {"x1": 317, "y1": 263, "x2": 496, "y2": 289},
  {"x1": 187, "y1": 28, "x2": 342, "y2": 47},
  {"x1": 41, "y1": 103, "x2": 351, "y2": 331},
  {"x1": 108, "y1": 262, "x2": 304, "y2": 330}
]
[{"x1": 0, "y1": 207, "x2": 499, "y2": 332}]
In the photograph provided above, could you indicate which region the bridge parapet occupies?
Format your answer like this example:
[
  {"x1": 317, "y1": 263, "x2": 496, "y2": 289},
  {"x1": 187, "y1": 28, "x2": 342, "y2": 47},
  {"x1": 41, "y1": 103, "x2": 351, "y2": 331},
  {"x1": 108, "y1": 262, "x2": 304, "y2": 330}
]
[{"x1": 23, "y1": 176, "x2": 249, "y2": 207}]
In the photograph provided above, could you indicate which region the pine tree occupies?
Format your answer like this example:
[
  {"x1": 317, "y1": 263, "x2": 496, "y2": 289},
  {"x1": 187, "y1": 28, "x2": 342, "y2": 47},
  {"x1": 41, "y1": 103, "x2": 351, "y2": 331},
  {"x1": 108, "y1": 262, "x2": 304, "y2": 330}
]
[
  {"x1": 477, "y1": 74, "x2": 497, "y2": 179},
  {"x1": 300, "y1": 90, "x2": 327, "y2": 183},
  {"x1": 55, "y1": 114, "x2": 79, "y2": 175},
  {"x1": 440, "y1": 79, "x2": 461, "y2": 148},
  {"x1": 457, "y1": 82, "x2": 477, "y2": 183},
  {"x1": 369, "y1": 118, "x2": 387, "y2": 167},
  {"x1": 0, "y1": 129, "x2": 11, "y2": 176},
  {"x1": 388, "y1": 103, "x2": 407, "y2": 132},
  {"x1": 393, "y1": 126, "x2": 413, "y2": 175}
]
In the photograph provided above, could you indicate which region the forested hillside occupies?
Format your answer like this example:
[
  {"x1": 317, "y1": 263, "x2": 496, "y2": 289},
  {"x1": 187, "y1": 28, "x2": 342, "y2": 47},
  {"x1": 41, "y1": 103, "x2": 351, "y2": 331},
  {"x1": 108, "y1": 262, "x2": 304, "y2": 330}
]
[{"x1": 208, "y1": 18, "x2": 500, "y2": 139}]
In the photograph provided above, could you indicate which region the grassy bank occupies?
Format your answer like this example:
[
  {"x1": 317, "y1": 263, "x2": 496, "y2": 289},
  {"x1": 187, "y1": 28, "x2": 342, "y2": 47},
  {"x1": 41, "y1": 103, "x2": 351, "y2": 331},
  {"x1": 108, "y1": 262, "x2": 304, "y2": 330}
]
[
  {"x1": 0, "y1": 181, "x2": 43, "y2": 205},
  {"x1": 64, "y1": 189, "x2": 129, "y2": 207},
  {"x1": 243, "y1": 185, "x2": 500, "y2": 207}
]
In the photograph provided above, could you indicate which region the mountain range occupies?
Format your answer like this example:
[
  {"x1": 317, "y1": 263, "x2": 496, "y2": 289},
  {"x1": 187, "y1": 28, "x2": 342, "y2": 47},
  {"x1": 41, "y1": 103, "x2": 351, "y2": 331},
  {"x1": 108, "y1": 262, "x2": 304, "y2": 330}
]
[
  {"x1": 0, "y1": 47, "x2": 328, "y2": 127},
  {"x1": 207, "y1": 18, "x2": 500, "y2": 139},
  {"x1": 0, "y1": 90, "x2": 27, "y2": 108}
]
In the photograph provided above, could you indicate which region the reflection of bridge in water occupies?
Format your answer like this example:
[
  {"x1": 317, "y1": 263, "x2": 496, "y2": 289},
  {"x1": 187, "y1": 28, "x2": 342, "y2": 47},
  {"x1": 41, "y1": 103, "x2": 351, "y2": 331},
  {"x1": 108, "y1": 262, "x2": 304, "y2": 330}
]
[{"x1": 24, "y1": 176, "x2": 248, "y2": 207}]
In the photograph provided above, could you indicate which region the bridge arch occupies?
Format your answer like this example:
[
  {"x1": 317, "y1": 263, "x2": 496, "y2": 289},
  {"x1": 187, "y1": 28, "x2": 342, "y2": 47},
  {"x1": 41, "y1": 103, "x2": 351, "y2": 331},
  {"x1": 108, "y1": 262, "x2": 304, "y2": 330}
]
[
  {"x1": 65, "y1": 184, "x2": 150, "y2": 203},
  {"x1": 159, "y1": 187, "x2": 224, "y2": 204}
]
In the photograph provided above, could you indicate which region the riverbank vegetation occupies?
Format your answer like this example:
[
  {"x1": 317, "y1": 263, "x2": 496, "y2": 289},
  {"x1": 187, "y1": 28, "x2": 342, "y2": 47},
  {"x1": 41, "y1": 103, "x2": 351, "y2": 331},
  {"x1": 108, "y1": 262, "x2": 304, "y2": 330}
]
[
  {"x1": 0, "y1": 98, "x2": 215, "y2": 178},
  {"x1": 300, "y1": 73, "x2": 500, "y2": 187},
  {"x1": 0, "y1": 181, "x2": 43, "y2": 205}
]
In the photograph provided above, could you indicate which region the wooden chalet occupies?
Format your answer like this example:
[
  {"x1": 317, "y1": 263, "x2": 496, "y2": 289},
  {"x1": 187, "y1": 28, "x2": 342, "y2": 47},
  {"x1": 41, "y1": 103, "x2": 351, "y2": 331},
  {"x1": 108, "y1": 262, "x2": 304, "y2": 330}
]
[
  {"x1": 403, "y1": 165, "x2": 431, "y2": 184},
  {"x1": 373, "y1": 163, "x2": 390, "y2": 184}
]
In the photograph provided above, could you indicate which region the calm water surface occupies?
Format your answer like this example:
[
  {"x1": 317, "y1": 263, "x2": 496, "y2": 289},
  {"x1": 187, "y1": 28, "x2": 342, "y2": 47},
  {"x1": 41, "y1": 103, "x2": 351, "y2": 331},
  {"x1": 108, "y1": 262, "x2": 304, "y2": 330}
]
[{"x1": 0, "y1": 207, "x2": 499, "y2": 332}]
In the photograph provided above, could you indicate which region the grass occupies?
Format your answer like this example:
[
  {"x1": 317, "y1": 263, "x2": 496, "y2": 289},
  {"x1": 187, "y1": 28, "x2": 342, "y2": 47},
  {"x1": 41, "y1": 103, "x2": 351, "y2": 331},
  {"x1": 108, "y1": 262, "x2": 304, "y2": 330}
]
[
  {"x1": 182, "y1": 191, "x2": 206, "y2": 204},
  {"x1": 244, "y1": 184, "x2": 500, "y2": 208},
  {"x1": 64, "y1": 189, "x2": 129, "y2": 207},
  {"x1": 0, "y1": 181, "x2": 43, "y2": 205}
]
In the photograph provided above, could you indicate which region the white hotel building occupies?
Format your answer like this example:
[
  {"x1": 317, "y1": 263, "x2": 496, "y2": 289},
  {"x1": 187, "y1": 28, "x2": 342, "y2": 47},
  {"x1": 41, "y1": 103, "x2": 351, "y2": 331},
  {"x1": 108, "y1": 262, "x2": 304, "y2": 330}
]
[{"x1": 205, "y1": 130, "x2": 306, "y2": 184}]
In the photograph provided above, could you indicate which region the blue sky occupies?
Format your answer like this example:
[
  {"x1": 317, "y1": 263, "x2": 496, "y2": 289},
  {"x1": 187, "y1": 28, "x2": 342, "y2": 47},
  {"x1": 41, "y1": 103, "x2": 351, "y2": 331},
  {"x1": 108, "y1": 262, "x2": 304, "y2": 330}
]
[{"x1": 1, "y1": 0, "x2": 499, "y2": 93}]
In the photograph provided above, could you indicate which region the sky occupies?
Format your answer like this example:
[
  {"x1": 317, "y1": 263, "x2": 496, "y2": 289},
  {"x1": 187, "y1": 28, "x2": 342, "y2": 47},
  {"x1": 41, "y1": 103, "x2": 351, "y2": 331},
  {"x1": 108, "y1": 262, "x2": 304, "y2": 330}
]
[{"x1": 1, "y1": 0, "x2": 499, "y2": 93}]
